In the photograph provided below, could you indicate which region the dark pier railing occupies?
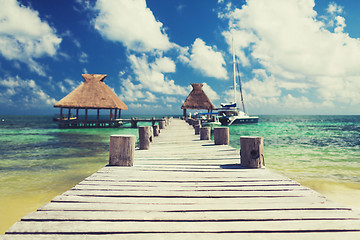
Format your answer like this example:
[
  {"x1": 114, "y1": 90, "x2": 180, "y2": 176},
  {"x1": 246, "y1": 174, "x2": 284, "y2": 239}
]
[{"x1": 57, "y1": 117, "x2": 168, "y2": 128}]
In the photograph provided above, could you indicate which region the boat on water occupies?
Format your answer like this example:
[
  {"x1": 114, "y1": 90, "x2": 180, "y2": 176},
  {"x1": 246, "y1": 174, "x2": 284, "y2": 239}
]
[
  {"x1": 52, "y1": 114, "x2": 77, "y2": 121},
  {"x1": 217, "y1": 39, "x2": 258, "y2": 126},
  {"x1": 217, "y1": 102, "x2": 258, "y2": 125},
  {"x1": 195, "y1": 112, "x2": 222, "y2": 128}
]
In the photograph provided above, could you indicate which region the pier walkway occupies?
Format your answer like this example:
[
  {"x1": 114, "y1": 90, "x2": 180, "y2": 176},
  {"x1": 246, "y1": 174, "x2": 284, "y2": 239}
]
[{"x1": 3, "y1": 119, "x2": 360, "y2": 239}]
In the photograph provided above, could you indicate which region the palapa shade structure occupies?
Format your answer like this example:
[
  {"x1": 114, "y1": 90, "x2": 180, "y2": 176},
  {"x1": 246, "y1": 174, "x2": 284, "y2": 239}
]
[
  {"x1": 181, "y1": 83, "x2": 215, "y2": 117},
  {"x1": 54, "y1": 74, "x2": 127, "y2": 128}
]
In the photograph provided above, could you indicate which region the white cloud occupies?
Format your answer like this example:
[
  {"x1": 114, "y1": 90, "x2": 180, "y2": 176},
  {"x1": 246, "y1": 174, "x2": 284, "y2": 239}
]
[
  {"x1": 93, "y1": 0, "x2": 172, "y2": 52},
  {"x1": 0, "y1": 0, "x2": 62, "y2": 76},
  {"x1": 176, "y1": 4, "x2": 185, "y2": 13},
  {"x1": 119, "y1": 78, "x2": 159, "y2": 103},
  {"x1": 144, "y1": 91, "x2": 158, "y2": 102},
  {"x1": 79, "y1": 52, "x2": 88, "y2": 63},
  {"x1": 161, "y1": 96, "x2": 178, "y2": 103},
  {"x1": 334, "y1": 15, "x2": 346, "y2": 33},
  {"x1": 128, "y1": 54, "x2": 187, "y2": 95},
  {"x1": 119, "y1": 78, "x2": 145, "y2": 102},
  {"x1": 152, "y1": 56, "x2": 176, "y2": 73},
  {"x1": 327, "y1": 2, "x2": 343, "y2": 15},
  {"x1": 183, "y1": 38, "x2": 228, "y2": 79},
  {"x1": 244, "y1": 70, "x2": 281, "y2": 99},
  {"x1": 57, "y1": 78, "x2": 80, "y2": 93},
  {"x1": 221, "y1": 0, "x2": 360, "y2": 111},
  {"x1": 0, "y1": 75, "x2": 56, "y2": 107},
  {"x1": 128, "y1": 102, "x2": 160, "y2": 110}
]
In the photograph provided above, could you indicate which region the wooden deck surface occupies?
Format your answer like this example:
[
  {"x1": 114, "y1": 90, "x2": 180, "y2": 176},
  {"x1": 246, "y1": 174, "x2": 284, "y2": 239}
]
[{"x1": 3, "y1": 119, "x2": 360, "y2": 239}]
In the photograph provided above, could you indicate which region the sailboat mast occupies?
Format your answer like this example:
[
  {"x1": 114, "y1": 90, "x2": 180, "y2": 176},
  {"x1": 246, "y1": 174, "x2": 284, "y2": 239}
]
[
  {"x1": 232, "y1": 38, "x2": 237, "y2": 104},
  {"x1": 233, "y1": 37, "x2": 247, "y2": 113}
]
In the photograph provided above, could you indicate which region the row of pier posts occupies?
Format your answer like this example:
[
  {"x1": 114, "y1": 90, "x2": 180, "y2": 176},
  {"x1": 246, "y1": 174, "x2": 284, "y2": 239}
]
[
  {"x1": 109, "y1": 117, "x2": 172, "y2": 166},
  {"x1": 108, "y1": 117, "x2": 264, "y2": 169},
  {"x1": 185, "y1": 117, "x2": 264, "y2": 169}
]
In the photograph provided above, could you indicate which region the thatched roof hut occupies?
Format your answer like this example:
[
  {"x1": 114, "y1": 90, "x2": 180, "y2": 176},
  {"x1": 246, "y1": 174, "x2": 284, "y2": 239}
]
[
  {"x1": 181, "y1": 83, "x2": 214, "y2": 117},
  {"x1": 54, "y1": 74, "x2": 127, "y2": 110},
  {"x1": 54, "y1": 74, "x2": 127, "y2": 128}
]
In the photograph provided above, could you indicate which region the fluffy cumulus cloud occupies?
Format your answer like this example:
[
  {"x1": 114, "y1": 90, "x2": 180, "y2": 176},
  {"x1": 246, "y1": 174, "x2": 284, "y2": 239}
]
[
  {"x1": 0, "y1": 0, "x2": 62, "y2": 76},
  {"x1": 57, "y1": 78, "x2": 81, "y2": 93},
  {"x1": 93, "y1": 0, "x2": 172, "y2": 52},
  {"x1": 0, "y1": 75, "x2": 56, "y2": 108},
  {"x1": 119, "y1": 54, "x2": 187, "y2": 104},
  {"x1": 181, "y1": 38, "x2": 228, "y2": 79},
  {"x1": 126, "y1": 54, "x2": 187, "y2": 96},
  {"x1": 220, "y1": 0, "x2": 360, "y2": 113},
  {"x1": 119, "y1": 78, "x2": 159, "y2": 103}
]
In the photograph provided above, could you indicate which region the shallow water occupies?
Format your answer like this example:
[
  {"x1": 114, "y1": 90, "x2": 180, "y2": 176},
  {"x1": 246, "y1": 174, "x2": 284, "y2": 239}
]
[
  {"x1": 228, "y1": 115, "x2": 360, "y2": 211},
  {"x1": 1, "y1": 115, "x2": 360, "y2": 233},
  {"x1": 0, "y1": 115, "x2": 139, "y2": 233}
]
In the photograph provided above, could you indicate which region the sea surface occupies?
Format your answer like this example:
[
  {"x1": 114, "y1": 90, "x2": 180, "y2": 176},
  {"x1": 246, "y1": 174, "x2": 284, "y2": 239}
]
[{"x1": 1, "y1": 115, "x2": 360, "y2": 233}]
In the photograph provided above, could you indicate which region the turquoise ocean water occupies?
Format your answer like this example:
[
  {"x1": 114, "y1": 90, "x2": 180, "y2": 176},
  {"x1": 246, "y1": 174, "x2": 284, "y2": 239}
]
[{"x1": 1, "y1": 115, "x2": 360, "y2": 233}]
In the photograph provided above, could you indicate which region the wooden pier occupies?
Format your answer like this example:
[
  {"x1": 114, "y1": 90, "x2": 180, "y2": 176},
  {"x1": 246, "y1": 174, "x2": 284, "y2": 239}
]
[{"x1": 3, "y1": 119, "x2": 360, "y2": 239}]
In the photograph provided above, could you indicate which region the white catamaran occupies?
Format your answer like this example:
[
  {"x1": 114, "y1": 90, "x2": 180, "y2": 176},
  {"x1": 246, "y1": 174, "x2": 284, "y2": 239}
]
[{"x1": 217, "y1": 39, "x2": 259, "y2": 126}]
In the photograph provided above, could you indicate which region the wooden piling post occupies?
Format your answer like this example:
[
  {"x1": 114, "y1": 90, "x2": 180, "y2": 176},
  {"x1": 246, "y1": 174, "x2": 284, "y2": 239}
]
[
  {"x1": 187, "y1": 118, "x2": 193, "y2": 126},
  {"x1": 109, "y1": 135, "x2": 135, "y2": 166},
  {"x1": 153, "y1": 125, "x2": 160, "y2": 137},
  {"x1": 240, "y1": 136, "x2": 265, "y2": 168},
  {"x1": 138, "y1": 126, "x2": 152, "y2": 150},
  {"x1": 131, "y1": 117, "x2": 137, "y2": 128},
  {"x1": 214, "y1": 127, "x2": 229, "y2": 145},
  {"x1": 192, "y1": 119, "x2": 201, "y2": 128},
  {"x1": 149, "y1": 125, "x2": 154, "y2": 143},
  {"x1": 200, "y1": 127, "x2": 211, "y2": 140},
  {"x1": 159, "y1": 120, "x2": 165, "y2": 129}
]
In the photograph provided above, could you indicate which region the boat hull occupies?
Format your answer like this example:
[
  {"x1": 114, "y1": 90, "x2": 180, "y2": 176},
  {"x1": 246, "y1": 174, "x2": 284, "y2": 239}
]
[{"x1": 219, "y1": 116, "x2": 259, "y2": 126}]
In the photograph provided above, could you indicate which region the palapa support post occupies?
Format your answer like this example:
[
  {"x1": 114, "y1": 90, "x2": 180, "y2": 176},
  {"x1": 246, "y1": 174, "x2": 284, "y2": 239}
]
[
  {"x1": 214, "y1": 127, "x2": 229, "y2": 145},
  {"x1": 159, "y1": 120, "x2": 165, "y2": 129},
  {"x1": 138, "y1": 126, "x2": 152, "y2": 150},
  {"x1": 68, "y1": 108, "x2": 71, "y2": 120},
  {"x1": 200, "y1": 127, "x2": 211, "y2": 140},
  {"x1": 194, "y1": 123, "x2": 201, "y2": 135},
  {"x1": 153, "y1": 125, "x2": 160, "y2": 137},
  {"x1": 240, "y1": 136, "x2": 265, "y2": 168},
  {"x1": 109, "y1": 135, "x2": 135, "y2": 166}
]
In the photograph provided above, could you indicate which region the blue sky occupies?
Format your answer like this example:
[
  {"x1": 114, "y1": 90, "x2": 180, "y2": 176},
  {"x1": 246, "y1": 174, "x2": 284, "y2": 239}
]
[{"x1": 1, "y1": 0, "x2": 360, "y2": 115}]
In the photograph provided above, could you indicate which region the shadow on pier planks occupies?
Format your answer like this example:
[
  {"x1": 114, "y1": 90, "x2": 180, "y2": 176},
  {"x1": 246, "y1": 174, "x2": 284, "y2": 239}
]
[{"x1": 3, "y1": 119, "x2": 360, "y2": 240}]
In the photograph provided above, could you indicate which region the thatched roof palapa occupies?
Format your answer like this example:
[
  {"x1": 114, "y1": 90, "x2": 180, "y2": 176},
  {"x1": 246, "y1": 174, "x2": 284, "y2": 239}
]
[
  {"x1": 54, "y1": 74, "x2": 128, "y2": 110},
  {"x1": 181, "y1": 83, "x2": 214, "y2": 110}
]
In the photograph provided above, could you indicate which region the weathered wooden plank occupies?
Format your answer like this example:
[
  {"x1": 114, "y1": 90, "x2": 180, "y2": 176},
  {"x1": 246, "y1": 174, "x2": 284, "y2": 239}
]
[
  {"x1": 50, "y1": 195, "x2": 329, "y2": 205},
  {"x1": 72, "y1": 184, "x2": 308, "y2": 191},
  {"x1": 38, "y1": 202, "x2": 345, "y2": 212},
  {"x1": 22, "y1": 209, "x2": 360, "y2": 222},
  {"x1": 86, "y1": 170, "x2": 291, "y2": 181},
  {"x1": 77, "y1": 180, "x2": 302, "y2": 187},
  {"x1": 7, "y1": 220, "x2": 360, "y2": 233},
  {"x1": 3, "y1": 232, "x2": 360, "y2": 240}
]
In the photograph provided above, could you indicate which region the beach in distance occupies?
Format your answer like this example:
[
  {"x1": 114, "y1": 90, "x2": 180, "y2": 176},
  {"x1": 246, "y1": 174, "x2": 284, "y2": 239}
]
[{"x1": 0, "y1": 114, "x2": 360, "y2": 234}]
